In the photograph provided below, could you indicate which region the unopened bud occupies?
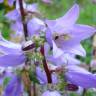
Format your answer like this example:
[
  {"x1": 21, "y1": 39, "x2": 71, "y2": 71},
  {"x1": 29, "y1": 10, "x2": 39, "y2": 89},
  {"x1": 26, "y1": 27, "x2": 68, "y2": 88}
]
[{"x1": 22, "y1": 40, "x2": 35, "y2": 51}]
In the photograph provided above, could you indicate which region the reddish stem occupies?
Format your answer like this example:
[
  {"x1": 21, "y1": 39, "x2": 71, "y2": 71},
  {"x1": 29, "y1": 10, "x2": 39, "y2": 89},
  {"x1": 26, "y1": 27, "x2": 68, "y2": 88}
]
[
  {"x1": 18, "y1": 0, "x2": 28, "y2": 40},
  {"x1": 18, "y1": 0, "x2": 32, "y2": 96},
  {"x1": 40, "y1": 46, "x2": 52, "y2": 83}
]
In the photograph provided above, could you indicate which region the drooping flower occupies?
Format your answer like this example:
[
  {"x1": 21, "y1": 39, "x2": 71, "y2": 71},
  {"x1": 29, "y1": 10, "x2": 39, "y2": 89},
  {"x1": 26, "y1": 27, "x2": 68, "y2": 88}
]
[
  {"x1": 65, "y1": 65, "x2": 96, "y2": 88},
  {"x1": 50, "y1": 61, "x2": 96, "y2": 88},
  {"x1": 0, "y1": 34, "x2": 25, "y2": 67},
  {"x1": 44, "y1": 43, "x2": 96, "y2": 88},
  {"x1": 5, "y1": 1, "x2": 44, "y2": 38}
]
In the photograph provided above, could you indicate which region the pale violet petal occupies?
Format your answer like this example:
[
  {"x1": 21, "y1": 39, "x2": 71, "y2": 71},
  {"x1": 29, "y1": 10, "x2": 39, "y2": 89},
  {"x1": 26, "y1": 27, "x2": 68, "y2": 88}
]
[
  {"x1": 42, "y1": 90, "x2": 61, "y2": 96},
  {"x1": 0, "y1": 0, "x2": 3, "y2": 3},
  {"x1": 0, "y1": 54, "x2": 25, "y2": 67},
  {"x1": 36, "y1": 66, "x2": 47, "y2": 84},
  {"x1": 45, "y1": 19, "x2": 56, "y2": 31},
  {"x1": 66, "y1": 65, "x2": 90, "y2": 74},
  {"x1": 0, "y1": 34, "x2": 21, "y2": 50},
  {"x1": 8, "y1": 0, "x2": 15, "y2": 6},
  {"x1": 5, "y1": 9, "x2": 20, "y2": 21},
  {"x1": 46, "y1": 28, "x2": 53, "y2": 47},
  {"x1": 68, "y1": 44, "x2": 86, "y2": 57},
  {"x1": 36, "y1": 66, "x2": 58, "y2": 84},
  {"x1": 70, "y1": 24, "x2": 96, "y2": 41},
  {"x1": 66, "y1": 71, "x2": 96, "y2": 88},
  {"x1": 56, "y1": 4, "x2": 79, "y2": 26},
  {"x1": 26, "y1": 3, "x2": 38, "y2": 12},
  {"x1": 28, "y1": 18, "x2": 45, "y2": 36},
  {"x1": 4, "y1": 75, "x2": 23, "y2": 96},
  {"x1": 53, "y1": 41, "x2": 64, "y2": 58},
  {"x1": 63, "y1": 54, "x2": 81, "y2": 65}
]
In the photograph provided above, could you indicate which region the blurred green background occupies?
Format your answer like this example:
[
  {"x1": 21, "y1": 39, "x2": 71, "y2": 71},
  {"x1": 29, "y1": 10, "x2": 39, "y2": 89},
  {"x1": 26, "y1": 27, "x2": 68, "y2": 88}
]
[{"x1": 0, "y1": 0, "x2": 96, "y2": 95}]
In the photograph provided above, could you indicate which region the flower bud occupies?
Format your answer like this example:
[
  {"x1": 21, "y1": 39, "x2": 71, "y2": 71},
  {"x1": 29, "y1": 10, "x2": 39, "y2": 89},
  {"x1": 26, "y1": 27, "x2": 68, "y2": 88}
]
[{"x1": 22, "y1": 40, "x2": 35, "y2": 51}]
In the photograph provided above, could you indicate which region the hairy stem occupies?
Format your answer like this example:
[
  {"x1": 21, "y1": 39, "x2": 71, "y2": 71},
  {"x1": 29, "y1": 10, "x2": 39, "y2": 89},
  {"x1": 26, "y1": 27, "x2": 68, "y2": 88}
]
[
  {"x1": 40, "y1": 46, "x2": 52, "y2": 83},
  {"x1": 18, "y1": 0, "x2": 32, "y2": 96}
]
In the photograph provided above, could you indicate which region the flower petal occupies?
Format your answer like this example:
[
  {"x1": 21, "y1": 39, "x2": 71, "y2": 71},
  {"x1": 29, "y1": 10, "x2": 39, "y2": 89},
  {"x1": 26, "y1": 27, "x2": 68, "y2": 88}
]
[
  {"x1": 0, "y1": 35, "x2": 22, "y2": 54},
  {"x1": 5, "y1": 9, "x2": 20, "y2": 21},
  {"x1": 46, "y1": 4, "x2": 79, "y2": 31},
  {"x1": 45, "y1": 19, "x2": 56, "y2": 31},
  {"x1": 4, "y1": 75, "x2": 23, "y2": 96},
  {"x1": 70, "y1": 24, "x2": 96, "y2": 42},
  {"x1": 66, "y1": 66, "x2": 96, "y2": 88},
  {"x1": 56, "y1": 4, "x2": 79, "y2": 26},
  {"x1": 0, "y1": 71, "x2": 14, "y2": 85},
  {"x1": 0, "y1": 0, "x2": 3, "y2": 3},
  {"x1": 64, "y1": 53, "x2": 81, "y2": 65},
  {"x1": 36, "y1": 66, "x2": 47, "y2": 84},
  {"x1": 67, "y1": 44, "x2": 86, "y2": 57},
  {"x1": 36, "y1": 66, "x2": 58, "y2": 84},
  {"x1": 0, "y1": 54, "x2": 25, "y2": 67},
  {"x1": 46, "y1": 28, "x2": 53, "y2": 47},
  {"x1": 27, "y1": 18, "x2": 45, "y2": 36},
  {"x1": 11, "y1": 21, "x2": 23, "y2": 32},
  {"x1": 26, "y1": 3, "x2": 38, "y2": 12},
  {"x1": 53, "y1": 41, "x2": 64, "y2": 58},
  {"x1": 66, "y1": 72, "x2": 96, "y2": 88},
  {"x1": 8, "y1": 0, "x2": 15, "y2": 6}
]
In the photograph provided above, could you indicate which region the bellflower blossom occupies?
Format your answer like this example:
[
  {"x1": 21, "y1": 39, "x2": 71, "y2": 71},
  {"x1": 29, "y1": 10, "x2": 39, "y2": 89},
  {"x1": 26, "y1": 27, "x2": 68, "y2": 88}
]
[
  {"x1": 0, "y1": 1, "x2": 96, "y2": 95},
  {"x1": 5, "y1": 1, "x2": 38, "y2": 21},
  {"x1": 0, "y1": 34, "x2": 25, "y2": 67},
  {"x1": 65, "y1": 65, "x2": 96, "y2": 88},
  {"x1": 45, "y1": 4, "x2": 96, "y2": 57},
  {"x1": 5, "y1": 1, "x2": 43, "y2": 38},
  {"x1": 44, "y1": 44, "x2": 96, "y2": 88},
  {"x1": 46, "y1": 56, "x2": 96, "y2": 88}
]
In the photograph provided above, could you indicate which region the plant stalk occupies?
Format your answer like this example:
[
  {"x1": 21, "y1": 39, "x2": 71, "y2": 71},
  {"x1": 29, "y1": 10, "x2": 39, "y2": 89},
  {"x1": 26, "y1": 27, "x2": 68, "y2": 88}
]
[
  {"x1": 40, "y1": 46, "x2": 52, "y2": 83},
  {"x1": 18, "y1": 0, "x2": 32, "y2": 96}
]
